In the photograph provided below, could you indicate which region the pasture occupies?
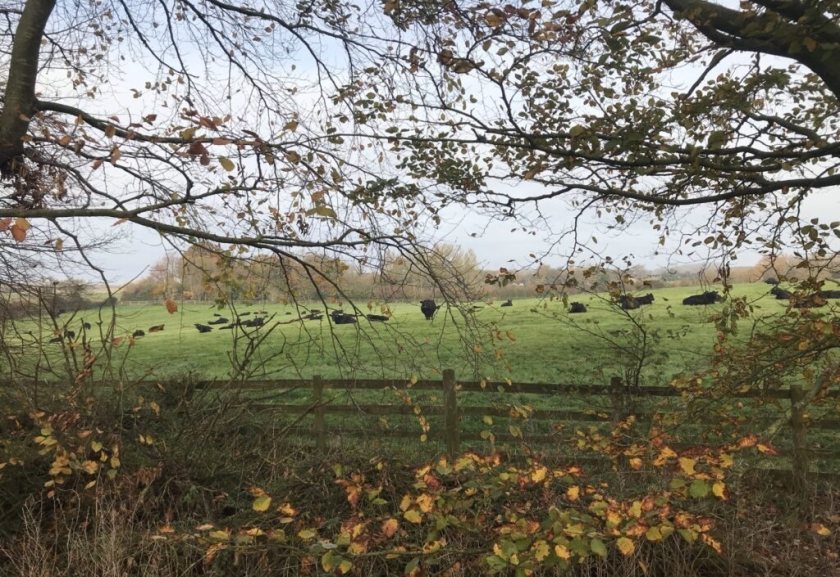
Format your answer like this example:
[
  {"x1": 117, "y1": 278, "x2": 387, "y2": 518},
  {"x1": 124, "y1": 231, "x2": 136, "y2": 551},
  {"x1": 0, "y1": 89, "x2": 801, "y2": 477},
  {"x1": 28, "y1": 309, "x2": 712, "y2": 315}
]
[{"x1": 14, "y1": 281, "x2": 814, "y2": 384}]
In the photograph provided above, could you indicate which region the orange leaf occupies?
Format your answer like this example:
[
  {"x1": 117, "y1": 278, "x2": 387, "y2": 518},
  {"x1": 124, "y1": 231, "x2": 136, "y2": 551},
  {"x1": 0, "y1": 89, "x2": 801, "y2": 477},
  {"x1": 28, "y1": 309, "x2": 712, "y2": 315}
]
[
  {"x1": 381, "y1": 518, "x2": 399, "y2": 538},
  {"x1": 165, "y1": 299, "x2": 178, "y2": 314}
]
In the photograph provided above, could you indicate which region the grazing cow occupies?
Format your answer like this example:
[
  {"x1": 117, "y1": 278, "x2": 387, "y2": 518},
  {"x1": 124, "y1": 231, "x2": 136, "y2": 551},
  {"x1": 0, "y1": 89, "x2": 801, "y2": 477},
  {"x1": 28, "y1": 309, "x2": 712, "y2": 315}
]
[
  {"x1": 764, "y1": 277, "x2": 780, "y2": 285},
  {"x1": 303, "y1": 311, "x2": 323, "y2": 320},
  {"x1": 208, "y1": 317, "x2": 229, "y2": 325},
  {"x1": 219, "y1": 323, "x2": 235, "y2": 330},
  {"x1": 420, "y1": 299, "x2": 438, "y2": 320},
  {"x1": 195, "y1": 323, "x2": 213, "y2": 333},
  {"x1": 770, "y1": 286, "x2": 791, "y2": 299},
  {"x1": 242, "y1": 317, "x2": 265, "y2": 327},
  {"x1": 148, "y1": 324, "x2": 165, "y2": 333},
  {"x1": 132, "y1": 329, "x2": 145, "y2": 338},
  {"x1": 213, "y1": 312, "x2": 222, "y2": 317},
  {"x1": 239, "y1": 311, "x2": 252, "y2": 317},
  {"x1": 366, "y1": 314, "x2": 389, "y2": 322},
  {"x1": 682, "y1": 291, "x2": 722, "y2": 306},
  {"x1": 81, "y1": 321, "x2": 92, "y2": 330},
  {"x1": 500, "y1": 299, "x2": 513, "y2": 307},
  {"x1": 819, "y1": 289, "x2": 840, "y2": 299},
  {"x1": 63, "y1": 329, "x2": 76, "y2": 340},
  {"x1": 331, "y1": 310, "x2": 357, "y2": 325},
  {"x1": 569, "y1": 302, "x2": 587, "y2": 314}
]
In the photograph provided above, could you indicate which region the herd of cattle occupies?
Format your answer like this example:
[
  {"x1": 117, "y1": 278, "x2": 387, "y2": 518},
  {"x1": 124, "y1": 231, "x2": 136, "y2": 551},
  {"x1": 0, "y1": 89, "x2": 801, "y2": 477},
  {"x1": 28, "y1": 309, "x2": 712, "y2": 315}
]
[{"x1": 46, "y1": 283, "x2": 839, "y2": 342}]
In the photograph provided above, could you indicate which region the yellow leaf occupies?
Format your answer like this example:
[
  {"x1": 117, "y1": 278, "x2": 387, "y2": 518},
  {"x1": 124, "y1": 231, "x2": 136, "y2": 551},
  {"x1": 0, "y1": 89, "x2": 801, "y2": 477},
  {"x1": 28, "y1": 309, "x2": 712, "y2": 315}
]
[
  {"x1": 712, "y1": 481, "x2": 726, "y2": 499},
  {"x1": 403, "y1": 509, "x2": 423, "y2": 524},
  {"x1": 196, "y1": 523, "x2": 215, "y2": 531},
  {"x1": 209, "y1": 530, "x2": 230, "y2": 541},
  {"x1": 616, "y1": 537, "x2": 635, "y2": 556},
  {"x1": 399, "y1": 494, "x2": 413, "y2": 512},
  {"x1": 277, "y1": 502, "x2": 297, "y2": 517},
  {"x1": 811, "y1": 523, "x2": 832, "y2": 536},
  {"x1": 566, "y1": 485, "x2": 580, "y2": 502},
  {"x1": 629, "y1": 457, "x2": 643, "y2": 470},
  {"x1": 297, "y1": 528, "x2": 317, "y2": 540},
  {"x1": 532, "y1": 539, "x2": 550, "y2": 561},
  {"x1": 531, "y1": 466, "x2": 548, "y2": 483},
  {"x1": 645, "y1": 526, "x2": 663, "y2": 542},
  {"x1": 252, "y1": 494, "x2": 272, "y2": 512},
  {"x1": 219, "y1": 156, "x2": 235, "y2": 171},
  {"x1": 554, "y1": 544, "x2": 571, "y2": 560},
  {"x1": 678, "y1": 457, "x2": 697, "y2": 476},
  {"x1": 338, "y1": 559, "x2": 353, "y2": 574},
  {"x1": 54, "y1": 238, "x2": 64, "y2": 251},
  {"x1": 416, "y1": 493, "x2": 433, "y2": 513}
]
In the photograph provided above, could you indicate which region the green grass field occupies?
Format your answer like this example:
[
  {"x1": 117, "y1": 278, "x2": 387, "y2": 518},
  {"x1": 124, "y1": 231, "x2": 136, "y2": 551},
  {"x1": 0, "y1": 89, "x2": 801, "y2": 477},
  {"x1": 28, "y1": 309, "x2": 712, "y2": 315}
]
[{"x1": 8, "y1": 281, "x2": 808, "y2": 385}]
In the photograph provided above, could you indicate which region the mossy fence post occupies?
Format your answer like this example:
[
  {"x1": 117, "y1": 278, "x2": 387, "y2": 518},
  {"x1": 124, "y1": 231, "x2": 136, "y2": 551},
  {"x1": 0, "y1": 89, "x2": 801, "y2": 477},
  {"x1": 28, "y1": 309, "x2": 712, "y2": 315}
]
[
  {"x1": 443, "y1": 369, "x2": 460, "y2": 458},
  {"x1": 312, "y1": 375, "x2": 326, "y2": 451},
  {"x1": 610, "y1": 376, "x2": 627, "y2": 423},
  {"x1": 789, "y1": 384, "x2": 808, "y2": 495}
]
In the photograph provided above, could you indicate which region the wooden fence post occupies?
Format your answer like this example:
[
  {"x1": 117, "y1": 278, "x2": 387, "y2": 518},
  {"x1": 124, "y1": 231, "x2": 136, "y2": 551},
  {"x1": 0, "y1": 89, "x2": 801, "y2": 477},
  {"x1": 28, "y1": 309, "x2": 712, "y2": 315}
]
[
  {"x1": 610, "y1": 376, "x2": 626, "y2": 423},
  {"x1": 312, "y1": 375, "x2": 326, "y2": 451},
  {"x1": 790, "y1": 384, "x2": 808, "y2": 495},
  {"x1": 443, "y1": 369, "x2": 460, "y2": 458}
]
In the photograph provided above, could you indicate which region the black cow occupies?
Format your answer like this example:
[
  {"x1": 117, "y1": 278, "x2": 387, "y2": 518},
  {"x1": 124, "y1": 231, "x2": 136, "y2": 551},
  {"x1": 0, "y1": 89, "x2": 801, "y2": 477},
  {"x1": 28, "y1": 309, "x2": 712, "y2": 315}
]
[
  {"x1": 682, "y1": 291, "x2": 722, "y2": 306},
  {"x1": 500, "y1": 299, "x2": 513, "y2": 307},
  {"x1": 195, "y1": 323, "x2": 213, "y2": 333},
  {"x1": 81, "y1": 321, "x2": 92, "y2": 330},
  {"x1": 241, "y1": 317, "x2": 265, "y2": 327},
  {"x1": 420, "y1": 299, "x2": 438, "y2": 320},
  {"x1": 819, "y1": 289, "x2": 840, "y2": 299},
  {"x1": 764, "y1": 277, "x2": 780, "y2": 285},
  {"x1": 64, "y1": 329, "x2": 76, "y2": 340},
  {"x1": 331, "y1": 310, "x2": 357, "y2": 325},
  {"x1": 770, "y1": 286, "x2": 791, "y2": 299},
  {"x1": 366, "y1": 314, "x2": 389, "y2": 322},
  {"x1": 132, "y1": 329, "x2": 145, "y2": 338},
  {"x1": 208, "y1": 317, "x2": 229, "y2": 325},
  {"x1": 219, "y1": 323, "x2": 235, "y2": 330},
  {"x1": 303, "y1": 311, "x2": 323, "y2": 321},
  {"x1": 636, "y1": 293, "x2": 655, "y2": 305},
  {"x1": 618, "y1": 295, "x2": 639, "y2": 310},
  {"x1": 569, "y1": 302, "x2": 587, "y2": 313}
]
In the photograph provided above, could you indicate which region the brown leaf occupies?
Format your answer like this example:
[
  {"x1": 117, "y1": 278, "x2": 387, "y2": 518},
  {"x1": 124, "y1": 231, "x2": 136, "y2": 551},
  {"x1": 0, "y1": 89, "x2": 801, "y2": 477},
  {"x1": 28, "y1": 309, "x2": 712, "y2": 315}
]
[{"x1": 164, "y1": 299, "x2": 178, "y2": 314}]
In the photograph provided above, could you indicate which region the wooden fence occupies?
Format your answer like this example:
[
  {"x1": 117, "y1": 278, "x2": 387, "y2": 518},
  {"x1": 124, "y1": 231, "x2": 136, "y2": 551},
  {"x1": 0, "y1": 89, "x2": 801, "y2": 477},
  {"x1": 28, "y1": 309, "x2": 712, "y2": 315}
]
[{"x1": 184, "y1": 370, "x2": 840, "y2": 481}]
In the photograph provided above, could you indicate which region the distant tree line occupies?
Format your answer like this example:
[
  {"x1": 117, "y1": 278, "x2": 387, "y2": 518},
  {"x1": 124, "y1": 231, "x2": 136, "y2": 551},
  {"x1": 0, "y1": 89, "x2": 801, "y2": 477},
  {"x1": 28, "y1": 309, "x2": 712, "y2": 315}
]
[{"x1": 121, "y1": 246, "x2": 840, "y2": 306}]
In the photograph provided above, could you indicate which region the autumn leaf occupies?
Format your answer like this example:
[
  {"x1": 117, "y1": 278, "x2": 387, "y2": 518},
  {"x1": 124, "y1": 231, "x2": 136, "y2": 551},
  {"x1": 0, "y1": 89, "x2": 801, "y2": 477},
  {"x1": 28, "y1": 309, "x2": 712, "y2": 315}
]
[
  {"x1": 616, "y1": 537, "x2": 635, "y2": 556},
  {"x1": 590, "y1": 538, "x2": 608, "y2": 558},
  {"x1": 554, "y1": 544, "x2": 571, "y2": 560},
  {"x1": 382, "y1": 518, "x2": 399, "y2": 538},
  {"x1": 403, "y1": 509, "x2": 422, "y2": 524},
  {"x1": 10, "y1": 218, "x2": 30, "y2": 242},
  {"x1": 678, "y1": 457, "x2": 697, "y2": 476},
  {"x1": 566, "y1": 485, "x2": 580, "y2": 502},
  {"x1": 283, "y1": 119, "x2": 299, "y2": 132},
  {"x1": 252, "y1": 494, "x2": 272, "y2": 512},
  {"x1": 219, "y1": 156, "x2": 235, "y2": 171},
  {"x1": 164, "y1": 299, "x2": 178, "y2": 314},
  {"x1": 810, "y1": 523, "x2": 832, "y2": 536},
  {"x1": 297, "y1": 528, "x2": 317, "y2": 540}
]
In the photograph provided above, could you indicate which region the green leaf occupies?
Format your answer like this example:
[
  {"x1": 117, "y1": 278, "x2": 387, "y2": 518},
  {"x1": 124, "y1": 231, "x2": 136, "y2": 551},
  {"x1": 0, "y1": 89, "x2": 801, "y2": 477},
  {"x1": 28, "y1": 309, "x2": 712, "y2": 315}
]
[
  {"x1": 689, "y1": 479, "x2": 710, "y2": 498},
  {"x1": 590, "y1": 538, "x2": 608, "y2": 558}
]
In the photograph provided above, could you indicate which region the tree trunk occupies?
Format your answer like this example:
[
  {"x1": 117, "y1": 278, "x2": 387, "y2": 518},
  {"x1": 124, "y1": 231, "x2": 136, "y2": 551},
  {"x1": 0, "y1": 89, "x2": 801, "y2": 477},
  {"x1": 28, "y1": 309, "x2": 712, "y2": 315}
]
[{"x1": 0, "y1": 0, "x2": 56, "y2": 174}]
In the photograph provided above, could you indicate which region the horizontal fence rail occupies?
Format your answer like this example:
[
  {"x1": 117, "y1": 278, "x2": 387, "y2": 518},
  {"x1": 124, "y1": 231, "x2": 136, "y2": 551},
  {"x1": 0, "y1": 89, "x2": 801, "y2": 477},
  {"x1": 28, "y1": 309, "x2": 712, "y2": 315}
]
[{"x1": 14, "y1": 372, "x2": 840, "y2": 480}]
